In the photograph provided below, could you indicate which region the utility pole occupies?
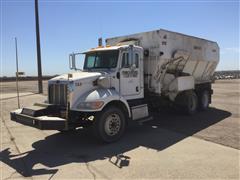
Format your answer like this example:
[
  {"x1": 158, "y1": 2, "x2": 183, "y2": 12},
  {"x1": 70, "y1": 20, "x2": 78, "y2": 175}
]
[
  {"x1": 35, "y1": 0, "x2": 43, "y2": 93},
  {"x1": 15, "y1": 38, "x2": 20, "y2": 108}
]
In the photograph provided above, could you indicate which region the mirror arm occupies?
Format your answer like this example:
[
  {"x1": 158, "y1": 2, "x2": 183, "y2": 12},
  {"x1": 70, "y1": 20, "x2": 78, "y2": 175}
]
[
  {"x1": 69, "y1": 52, "x2": 83, "y2": 71},
  {"x1": 69, "y1": 54, "x2": 72, "y2": 69}
]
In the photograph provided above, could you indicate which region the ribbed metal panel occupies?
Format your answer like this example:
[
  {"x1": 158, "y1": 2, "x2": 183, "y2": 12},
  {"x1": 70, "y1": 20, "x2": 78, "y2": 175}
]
[{"x1": 48, "y1": 84, "x2": 67, "y2": 106}]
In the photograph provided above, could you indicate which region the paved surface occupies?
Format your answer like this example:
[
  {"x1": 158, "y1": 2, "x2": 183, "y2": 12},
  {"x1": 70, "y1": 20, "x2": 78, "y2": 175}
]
[
  {"x1": 0, "y1": 80, "x2": 48, "y2": 95},
  {"x1": 150, "y1": 79, "x2": 240, "y2": 149},
  {"x1": 0, "y1": 80, "x2": 239, "y2": 179},
  {"x1": 0, "y1": 92, "x2": 35, "y2": 101}
]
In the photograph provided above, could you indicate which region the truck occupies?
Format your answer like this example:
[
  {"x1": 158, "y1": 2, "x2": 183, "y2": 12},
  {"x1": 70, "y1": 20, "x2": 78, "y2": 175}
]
[{"x1": 11, "y1": 29, "x2": 219, "y2": 142}]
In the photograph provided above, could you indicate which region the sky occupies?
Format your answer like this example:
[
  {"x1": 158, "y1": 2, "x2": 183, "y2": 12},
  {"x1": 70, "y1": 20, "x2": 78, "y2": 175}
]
[{"x1": 1, "y1": 0, "x2": 239, "y2": 76}]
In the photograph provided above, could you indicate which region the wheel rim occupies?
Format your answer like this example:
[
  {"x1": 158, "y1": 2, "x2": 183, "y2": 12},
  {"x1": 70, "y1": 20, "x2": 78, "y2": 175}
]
[
  {"x1": 189, "y1": 95, "x2": 197, "y2": 111},
  {"x1": 202, "y1": 92, "x2": 209, "y2": 108},
  {"x1": 104, "y1": 113, "x2": 121, "y2": 136}
]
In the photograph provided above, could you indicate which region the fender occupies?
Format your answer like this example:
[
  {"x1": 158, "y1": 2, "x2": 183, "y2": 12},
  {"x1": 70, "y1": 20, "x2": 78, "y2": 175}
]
[{"x1": 71, "y1": 88, "x2": 131, "y2": 117}]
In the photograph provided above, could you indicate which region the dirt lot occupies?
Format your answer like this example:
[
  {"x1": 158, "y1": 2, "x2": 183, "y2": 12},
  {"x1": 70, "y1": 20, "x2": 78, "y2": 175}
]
[
  {"x1": 0, "y1": 80, "x2": 49, "y2": 96},
  {"x1": 0, "y1": 79, "x2": 239, "y2": 179},
  {"x1": 150, "y1": 79, "x2": 240, "y2": 149}
]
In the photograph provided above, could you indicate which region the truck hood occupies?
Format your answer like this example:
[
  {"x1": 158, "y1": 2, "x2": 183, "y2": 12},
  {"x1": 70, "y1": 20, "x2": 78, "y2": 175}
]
[{"x1": 49, "y1": 71, "x2": 102, "y2": 82}]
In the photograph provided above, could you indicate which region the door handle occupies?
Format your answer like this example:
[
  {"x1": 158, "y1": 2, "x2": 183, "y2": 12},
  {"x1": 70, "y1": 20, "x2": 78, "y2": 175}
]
[
  {"x1": 116, "y1": 72, "x2": 120, "y2": 79},
  {"x1": 136, "y1": 86, "x2": 139, "y2": 92}
]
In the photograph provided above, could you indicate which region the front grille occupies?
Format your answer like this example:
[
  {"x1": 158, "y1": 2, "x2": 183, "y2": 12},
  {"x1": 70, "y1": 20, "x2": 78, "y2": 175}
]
[{"x1": 48, "y1": 84, "x2": 67, "y2": 106}]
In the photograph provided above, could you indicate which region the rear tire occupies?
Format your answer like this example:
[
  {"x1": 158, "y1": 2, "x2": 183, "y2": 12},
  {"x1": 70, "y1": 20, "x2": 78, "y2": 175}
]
[
  {"x1": 93, "y1": 106, "x2": 126, "y2": 143},
  {"x1": 198, "y1": 90, "x2": 210, "y2": 111},
  {"x1": 175, "y1": 91, "x2": 198, "y2": 115}
]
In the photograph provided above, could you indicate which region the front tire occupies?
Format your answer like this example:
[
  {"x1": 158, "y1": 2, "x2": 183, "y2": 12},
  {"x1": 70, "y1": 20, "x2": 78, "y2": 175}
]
[{"x1": 93, "y1": 106, "x2": 126, "y2": 143}]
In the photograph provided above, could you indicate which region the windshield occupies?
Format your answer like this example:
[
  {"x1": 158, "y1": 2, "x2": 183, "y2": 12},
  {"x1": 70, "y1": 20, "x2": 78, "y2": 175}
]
[{"x1": 84, "y1": 50, "x2": 119, "y2": 69}]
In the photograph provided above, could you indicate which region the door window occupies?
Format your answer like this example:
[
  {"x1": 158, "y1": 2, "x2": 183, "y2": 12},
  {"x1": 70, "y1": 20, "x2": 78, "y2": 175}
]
[
  {"x1": 122, "y1": 52, "x2": 130, "y2": 68},
  {"x1": 134, "y1": 53, "x2": 139, "y2": 68},
  {"x1": 121, "y1": 52, "x2": 139, "y2": 68}
]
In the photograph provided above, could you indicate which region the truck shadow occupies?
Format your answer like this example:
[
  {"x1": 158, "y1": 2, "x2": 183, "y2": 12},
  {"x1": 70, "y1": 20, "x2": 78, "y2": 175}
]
[{"x1": 1, "y1": 107, "x2": 231, "y2": 177}]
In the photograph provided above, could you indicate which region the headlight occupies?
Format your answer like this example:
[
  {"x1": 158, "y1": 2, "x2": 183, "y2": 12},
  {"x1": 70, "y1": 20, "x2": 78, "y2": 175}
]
[{"x1": 77, "y1": 101, "x2": 104, "y2": 110}]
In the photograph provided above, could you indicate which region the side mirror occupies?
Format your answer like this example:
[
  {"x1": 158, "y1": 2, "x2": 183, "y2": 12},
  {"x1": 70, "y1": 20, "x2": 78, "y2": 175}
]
[{"x1": 69, "y1": 53, "x2": 76, "y2": 70}]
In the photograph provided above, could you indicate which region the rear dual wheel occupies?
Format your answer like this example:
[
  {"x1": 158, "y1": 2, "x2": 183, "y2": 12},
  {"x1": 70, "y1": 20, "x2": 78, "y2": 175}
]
[
  {"x1": 175, "y1": 90, "x2": 198, "y2": 115},
  {"x1": 198, "y1": 90, "x2": 210, "y2": 111},
  {"x1": 183, "y1": 91, "x2": 198, "y2": 115},
  {"x1": 175, "y1": 90, "x2": 210, "y2": 115}
]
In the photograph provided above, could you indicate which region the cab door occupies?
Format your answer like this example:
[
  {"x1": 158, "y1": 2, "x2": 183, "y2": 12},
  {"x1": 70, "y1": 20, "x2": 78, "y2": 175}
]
[{"x1": 119, "y1": 48, "x2": 142, "y2": 99}]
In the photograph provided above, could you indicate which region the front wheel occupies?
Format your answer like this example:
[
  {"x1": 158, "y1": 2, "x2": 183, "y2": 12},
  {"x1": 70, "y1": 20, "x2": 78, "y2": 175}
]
[{"x1": 93, "y1": 106, "x2": 126, "y2": 143}]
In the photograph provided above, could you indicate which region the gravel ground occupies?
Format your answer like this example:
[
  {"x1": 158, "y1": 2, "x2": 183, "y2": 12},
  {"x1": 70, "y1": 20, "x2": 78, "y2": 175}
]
[{"x1": 0, "y1": 80, "x2": 48, "y2": 95}]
